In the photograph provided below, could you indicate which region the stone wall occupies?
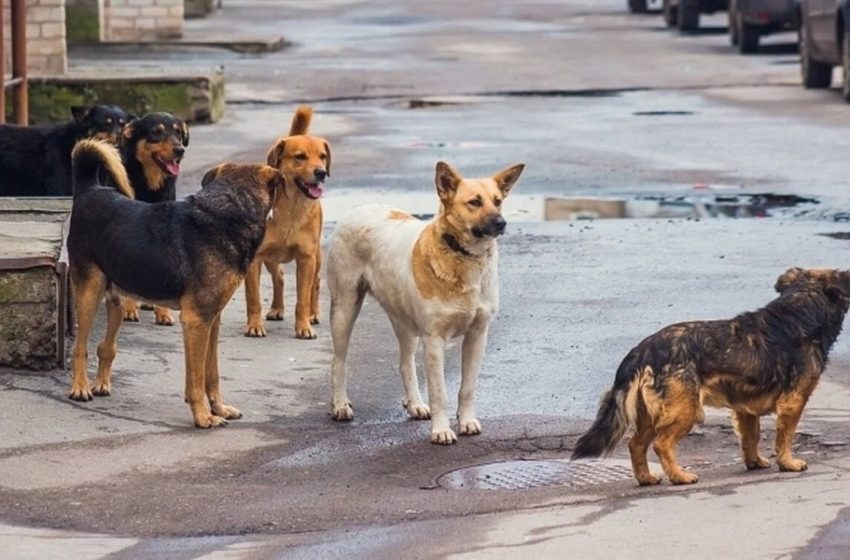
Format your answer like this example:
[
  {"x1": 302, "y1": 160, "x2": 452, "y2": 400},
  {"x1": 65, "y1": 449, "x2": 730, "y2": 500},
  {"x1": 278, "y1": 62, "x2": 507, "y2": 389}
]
[
  {"x1": 102, "y1": 0, "x2": 184, "y2": 41},
  {"x1": 2, "y1": 0, "x2": 67, "y2": 75},
  {"x1": 65, "y1": 0, "x2": 102, "y2": 43}
]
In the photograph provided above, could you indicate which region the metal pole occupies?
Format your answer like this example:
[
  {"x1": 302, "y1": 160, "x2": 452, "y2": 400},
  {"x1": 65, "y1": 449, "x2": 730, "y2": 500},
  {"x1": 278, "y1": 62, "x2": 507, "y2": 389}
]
[
  {"x1": 10, "y1": 0, "x2": 26, "y2": 125},
  {"x1": 0, "y1": 0, "x2": 6, "y2": 124}
]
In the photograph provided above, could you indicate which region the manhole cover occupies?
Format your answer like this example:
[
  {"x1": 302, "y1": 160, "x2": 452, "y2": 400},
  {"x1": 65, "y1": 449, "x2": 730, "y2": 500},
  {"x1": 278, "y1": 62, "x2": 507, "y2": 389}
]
[{"x1": 437, "y1": 459, "x2": 638, "y2": 490}]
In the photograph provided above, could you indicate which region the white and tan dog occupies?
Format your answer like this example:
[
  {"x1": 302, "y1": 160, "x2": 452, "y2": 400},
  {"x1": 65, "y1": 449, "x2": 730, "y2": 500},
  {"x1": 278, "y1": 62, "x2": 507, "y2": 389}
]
[{"x1": 326, "y1": 161, "x2": 524, "y2": 444}]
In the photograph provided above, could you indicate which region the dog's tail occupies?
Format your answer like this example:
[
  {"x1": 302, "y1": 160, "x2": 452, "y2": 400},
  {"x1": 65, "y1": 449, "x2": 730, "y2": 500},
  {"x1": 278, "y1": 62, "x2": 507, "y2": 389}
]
[
  {"x1": 72, "y1": 139, "x2": 133, "y2": 199},
  {"x1": 289, "y1": 105, "x2": 313, "y2": 136},
  {"x1": 571, "y1": 351, "x2": 645, "y2": 460}
]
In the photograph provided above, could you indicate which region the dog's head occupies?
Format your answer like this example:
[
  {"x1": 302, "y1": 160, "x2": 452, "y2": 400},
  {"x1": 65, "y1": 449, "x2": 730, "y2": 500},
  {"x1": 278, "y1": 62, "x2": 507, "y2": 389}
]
[
  {"x1": 121, "y1": 112, "x2": 189, "y2": 189},
  {"x1": 775, "y1": 267, "x2": 850, "y2": 303},
  {"x1": 266, "y1": 130, "x2": 330, "y2": 201},
  {"x1": 201, "y1": 162, "x2": 285, "y2": 206},
  {"x1": 72, "y1": 104, "x2": 133, "y2": 145},
  {"x1": 435, "y1": 161, "x2": 525, "y2": 240}
]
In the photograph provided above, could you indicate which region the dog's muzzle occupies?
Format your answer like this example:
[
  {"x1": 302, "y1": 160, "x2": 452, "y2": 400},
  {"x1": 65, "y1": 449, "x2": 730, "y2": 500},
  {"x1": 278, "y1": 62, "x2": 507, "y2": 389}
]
[{"x1": 472, "y1": 214, "x2": 507, "y2": 238}]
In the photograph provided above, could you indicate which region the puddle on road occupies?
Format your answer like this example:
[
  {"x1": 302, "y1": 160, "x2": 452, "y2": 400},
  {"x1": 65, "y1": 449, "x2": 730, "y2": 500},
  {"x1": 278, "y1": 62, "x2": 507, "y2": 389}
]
[{"x1": 323, "y1": 190, "x2": 818, "y2": 222}]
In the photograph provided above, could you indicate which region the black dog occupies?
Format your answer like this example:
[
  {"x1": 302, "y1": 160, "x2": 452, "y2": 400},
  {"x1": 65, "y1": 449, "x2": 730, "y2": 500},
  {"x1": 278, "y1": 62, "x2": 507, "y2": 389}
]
[
  {"x1": 67, "y1": 140, "x2": 283, "y2": 428},
  {"x1": 118, "y1": 112, "x2": 190, "y2": 325},
  {"x1": 0, "y1": 104, "x2": 131, "y2": 197},
  {"x1": 572, "y1": 267, "x2": 850, "y2": 486}
]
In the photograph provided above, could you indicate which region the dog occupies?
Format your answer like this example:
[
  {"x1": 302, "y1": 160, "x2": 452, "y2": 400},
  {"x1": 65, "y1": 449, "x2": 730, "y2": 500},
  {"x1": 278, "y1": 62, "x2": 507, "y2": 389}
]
[
  {"x1": 118, "y1": 112, "x2": 190, "y2": 327},
  {"x1": 244, "y1": 105, "x2": 329, "y2": 339},
  {"x1": 67, "y1": 139, "x2": 283, "y2": 428},
  {"x1": 326, "y1": 161, "x2": 524, "y2": 444},
  {"x1": 572, "y1": 267, "x2": 850, "y2": 485},
  {"x1": 0, "y1": 104, "x2": 131, "y2": 197}
]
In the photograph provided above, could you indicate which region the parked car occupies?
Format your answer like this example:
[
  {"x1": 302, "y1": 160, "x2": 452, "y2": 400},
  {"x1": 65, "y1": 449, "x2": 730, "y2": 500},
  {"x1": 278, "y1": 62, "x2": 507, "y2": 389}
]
[
  {"x1": 798, "y1": 0, "x2": 850, "y2": 100},
  {"x1": 663, "y1": 0, "x2": 729, "y2": 31},
  {"x1": 728, "y1": 0, "x2": 801, "y2": 53}
]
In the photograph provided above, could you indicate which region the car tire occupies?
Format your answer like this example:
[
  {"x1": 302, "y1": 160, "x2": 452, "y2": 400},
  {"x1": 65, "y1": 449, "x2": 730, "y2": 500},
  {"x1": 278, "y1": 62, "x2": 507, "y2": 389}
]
[
  {"x1": 799, "y1": 18, "x2": 832, "y2": 88},
  {"x1": 629, "y1": 0, "x2": 649, "y2": 13},
  {"x1": 678, "y1": 0, "x2": 700, "y2": 32},
  {"x1": 738, "y1": 19, "x2": 760, "y2": 53},
  {"x1": 663, "y1": 0, "x2": 678, "y2": 27},
  {"x1": 842, "y1": 31, "x2": 850, "y2": 102}
]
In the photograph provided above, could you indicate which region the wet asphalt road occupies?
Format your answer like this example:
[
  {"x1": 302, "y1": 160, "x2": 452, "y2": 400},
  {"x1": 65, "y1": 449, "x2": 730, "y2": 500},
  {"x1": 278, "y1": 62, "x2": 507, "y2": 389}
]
[{"x1": 3, "y1": 0, "x2": 850, "y2": 557}]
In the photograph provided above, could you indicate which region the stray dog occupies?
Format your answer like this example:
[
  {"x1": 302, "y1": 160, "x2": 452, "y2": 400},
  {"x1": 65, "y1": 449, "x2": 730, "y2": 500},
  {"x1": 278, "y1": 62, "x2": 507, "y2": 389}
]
[
  {"x1": 0, "y1": 104, "x2": 131, "y2": 196},
  {"x1": 572, "y1": 268, "x2": 850, "y2": 485},
  {"x1": 245, "y1": 105, "x2": 329, "y2": 339},
  {"x1": 117, "y1": 112, "x2": 190, "y2": 326},
  {"x1": 67, "y1": 139, "x2": 283, "y2": 428},
  {"x1": 326, "y1": 161, "x2": 524, "y2": 444}
]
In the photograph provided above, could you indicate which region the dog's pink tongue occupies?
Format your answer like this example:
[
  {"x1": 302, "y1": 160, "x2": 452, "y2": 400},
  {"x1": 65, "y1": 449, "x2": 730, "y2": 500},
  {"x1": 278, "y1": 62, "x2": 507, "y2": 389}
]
[
  {"x1": 165, "y1": 160, "x2": 181, "y2": 176},
  {"x1": 307, "y1": 183, "x2": 324, "y2": 198}
]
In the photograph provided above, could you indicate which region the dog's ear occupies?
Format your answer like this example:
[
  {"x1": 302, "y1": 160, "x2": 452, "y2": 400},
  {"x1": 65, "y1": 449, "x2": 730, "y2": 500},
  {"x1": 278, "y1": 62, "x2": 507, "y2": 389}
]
[
  {"x1": 435, "y1": 161, "x2": 463, "y2": 203},
  {"x1": 492, "y1": 163, "x2": 525, "y2": 197},
  {"x1": 121, "y1": 120, "x2": 136, "y2": 146},
  {"x1": 71, "y1": 106, "x2": 91, "y2": 124},
  {"x1": 775, "y1": 267, "x2": 805, "y2": 293},
  {"x1": 323, "y1": 140, "x2": 332, "y2": 178},
  {"x1": 267, "y1": 139, "x2": 286, "y2": 169},
  {"x1": 201, "y1": 165, "x2": 222, "y2": 188},
  {"x1": 180, "y1": 121, "x2": 190, "y2": 147},
  {"x1": 260, "y1": 165, "x2": 285, "y2": 195}
]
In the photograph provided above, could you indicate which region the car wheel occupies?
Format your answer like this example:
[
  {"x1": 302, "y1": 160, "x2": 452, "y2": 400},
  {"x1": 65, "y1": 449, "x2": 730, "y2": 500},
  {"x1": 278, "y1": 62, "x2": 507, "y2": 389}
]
[
  {"x1": 628, "y1": 0, "x2": 649, "y2": 14},
  {"x1": 678, "y1": 0, "x2": 700, "y2": 32},
  {"x1": 842, "y1": 31, "x2": 850, "y2": 102},
  {"x1": 728, "y1": 7, "x2": 739, "y2": 45},
  {"x1": 663, "y1": 0, "x2": 678, "y2": 27},
  {"x1": 799, "y1": 17, "x2": 832, "y2": 88},
  {"x1": 738, "y1": 18, "x2": 760, "y2": 53}
]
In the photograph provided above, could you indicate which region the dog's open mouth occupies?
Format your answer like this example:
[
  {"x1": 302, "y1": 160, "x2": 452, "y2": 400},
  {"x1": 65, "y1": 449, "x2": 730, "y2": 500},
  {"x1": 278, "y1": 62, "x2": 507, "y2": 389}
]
[
  {"x1": 153, "y1": 153, "x2": 182, "y2": 177},
  {"x1": 295, "y1": 177, "x2": 324, "y2": 199}
]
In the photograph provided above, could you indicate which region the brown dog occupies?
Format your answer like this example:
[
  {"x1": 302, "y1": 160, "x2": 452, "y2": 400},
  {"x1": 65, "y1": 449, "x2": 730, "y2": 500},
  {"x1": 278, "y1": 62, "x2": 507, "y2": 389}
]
[
  {"x1": 572, "y1": 268, "x2": 850, "y2": 485},
  {"x1": 67, "y1": 139, "x2": 283, "y2": 427},
  {"x1": 244, "y1": 106, "x2": 330, "y2": 339}
]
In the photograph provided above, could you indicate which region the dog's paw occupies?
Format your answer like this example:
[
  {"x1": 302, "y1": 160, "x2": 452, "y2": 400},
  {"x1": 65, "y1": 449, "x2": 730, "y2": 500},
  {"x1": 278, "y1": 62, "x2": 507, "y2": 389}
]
[
  {"x1": 69, "y1": 385, "x2": 93, "y2": 402},
  {"x1": 140, "y1": 303, "x2": 155, "y2": 311},
  {"x1": 211, "y1": 403, "x2": 242, "y2": 420},
  {"x1": 266, "y1": 309, "x2": 285, "y2": 321},
  {"x1": 779, "y1": 458, "x2": 808, "y2": 472},
  {"x1": 430, "y1": 427, "x2": 458, "y2": 445},
  {"x1": 194, "y1": 414, "x2": 229, "y2": 429},
  {"x1": 745, "y1": 456, "x2": 771, "y2": 470},
  {"x1": 122, "y1": 307, "x2": 141, "y2": 322},
  {"x1": 295, "y1": 325, "x2": 317, "y2": 339},
  {"x1": 458, "y1": 418, "x2": 482, "y2": 436},
  {"x1": 331, "y1": 401, "x2": 354, "y2": 421},
  {"x1": 245, "y1": 323, "x2": 267, "y2": 337},
  {"x1": 403, "y1": 400, "x2": 431, "y2": 420},
  {"x1": 154, "y1": 310, "x2": 174, "y2": 326},
  {"x1": 669, "y1": 471, "x2": 699, "y2": 485},
  {"x1": 636, "y1": 473, "x2": 663, "y2": 486},
  {"x1": 310, "y1": 315, "x2": 320, "y2": 325},
  {"x1": 91, "y1": 381, "x2": 111, "y2": 397}
]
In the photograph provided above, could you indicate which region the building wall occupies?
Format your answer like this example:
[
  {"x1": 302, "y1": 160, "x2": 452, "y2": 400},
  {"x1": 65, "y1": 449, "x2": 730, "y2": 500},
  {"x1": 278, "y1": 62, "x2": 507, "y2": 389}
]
[
  {"x1": 102, "y1": 0, "x2": 184, "y2": 41},
  {"x1": 2, "y1": 0, "x2": 67, "y2": 75}
]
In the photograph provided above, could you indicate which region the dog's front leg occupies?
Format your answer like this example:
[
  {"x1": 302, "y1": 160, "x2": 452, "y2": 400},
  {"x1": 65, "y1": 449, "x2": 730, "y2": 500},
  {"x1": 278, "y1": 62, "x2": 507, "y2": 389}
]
[
  {"x1": 244, "y1": 259, "x2": 266, "y2": 337},
  {"x1": 205, "y1": 313, "x2": 242, "y2": 421},
  {"x1": 458, "y1": 321, "x2": 489, "y2": 436},
  {"x1": 424, "y1": 336, "x2": 456, "y2": 444},
  {"x1": 775, "y1": 382, "x2": 817, "y2": 472},
  {"x1": 181, "y1": 310, "x2": 225, "y2": 428},
  {"x1": 294, "y1": 254, "x2": 318, "y2": 339}
]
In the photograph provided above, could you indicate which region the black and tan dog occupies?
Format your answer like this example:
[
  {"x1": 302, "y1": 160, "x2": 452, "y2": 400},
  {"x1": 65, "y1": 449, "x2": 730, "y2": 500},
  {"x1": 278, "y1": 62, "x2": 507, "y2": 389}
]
[
  {"x1": 572, "y1": 268, "x2": 850, "y2": 485},
  {"x1": 245, "y1": 106, "x2": 330, "y2": 339},
  {"x1": 0, "y1": 104, "x2": 131, "y2": 197},
  {"x1": 67, "y1": 139, "x2": 283, "y2": 428},
  {"x1": 118, "y1": 112, "x2": 190, "y2": 326}
]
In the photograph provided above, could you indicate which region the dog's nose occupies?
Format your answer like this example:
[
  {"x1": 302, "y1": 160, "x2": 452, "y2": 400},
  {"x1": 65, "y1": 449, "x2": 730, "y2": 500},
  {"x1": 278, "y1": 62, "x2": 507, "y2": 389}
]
[
  {"x1": 173, "y1": 145, "x2": 186, "y2": 158},
  {"x1": 314, "y1": 168, "x2": 327, "y2": 182},
  {"x1": 489, "y1": 214, "x2": 507, "y2": 235}
]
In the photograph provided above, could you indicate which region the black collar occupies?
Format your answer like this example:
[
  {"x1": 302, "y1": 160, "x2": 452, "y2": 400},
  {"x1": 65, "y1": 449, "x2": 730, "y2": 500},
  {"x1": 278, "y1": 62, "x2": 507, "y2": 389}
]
[{"x1": 442, "y1": 233, "x2": 475, "y2": 258}]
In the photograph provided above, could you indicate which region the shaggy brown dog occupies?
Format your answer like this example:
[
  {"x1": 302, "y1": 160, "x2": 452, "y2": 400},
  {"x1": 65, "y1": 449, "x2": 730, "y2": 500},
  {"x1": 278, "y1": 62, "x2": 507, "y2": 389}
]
[
  {"x1": 572, "y1": 268, "x2": 850, "y2": 485},
  {"x1": 244, "y1": 105, "x2": 330, "y2": 339}
]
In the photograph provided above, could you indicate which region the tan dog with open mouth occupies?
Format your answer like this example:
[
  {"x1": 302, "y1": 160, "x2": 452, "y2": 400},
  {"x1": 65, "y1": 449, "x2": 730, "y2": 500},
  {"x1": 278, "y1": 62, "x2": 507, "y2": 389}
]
[
  {"x1": 326, "y1": 161, "x2": 524, "y2": 444},
  {"x1": 244, "y1": 106, "x2": 330, "y2": 339}
]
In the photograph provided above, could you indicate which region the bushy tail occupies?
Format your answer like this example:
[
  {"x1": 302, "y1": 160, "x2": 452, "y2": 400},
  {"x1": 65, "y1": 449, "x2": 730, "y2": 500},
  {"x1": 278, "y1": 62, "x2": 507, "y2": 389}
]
[
  {"x1": 72, "y1": 139, "x2": 133, "y2": 199},
  {"x1": 289, "y1": 105, "x2": 313, "y2": 136},
  {"x1": 571, "y1": 353, "x2": 643, "y2": 460}
]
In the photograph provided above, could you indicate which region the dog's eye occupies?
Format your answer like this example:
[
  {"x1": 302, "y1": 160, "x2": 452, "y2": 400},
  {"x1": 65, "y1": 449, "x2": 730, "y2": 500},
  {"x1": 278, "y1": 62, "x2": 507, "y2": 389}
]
[
  {"x1": 295, "y1": 153, "x2": 308, "y2": 161},
  {"x1": 106, "y1": 118, "x2": 112, "y2": 125},
  {"x1": 118, "y1": 119, "x2": 125, "y2": 125},
  {"x1": 468, "y1": 199, "x2": 483, "y2": 208},
  {"x1": 320, "y1": 153, "x2": 327, "y2": 160}
]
